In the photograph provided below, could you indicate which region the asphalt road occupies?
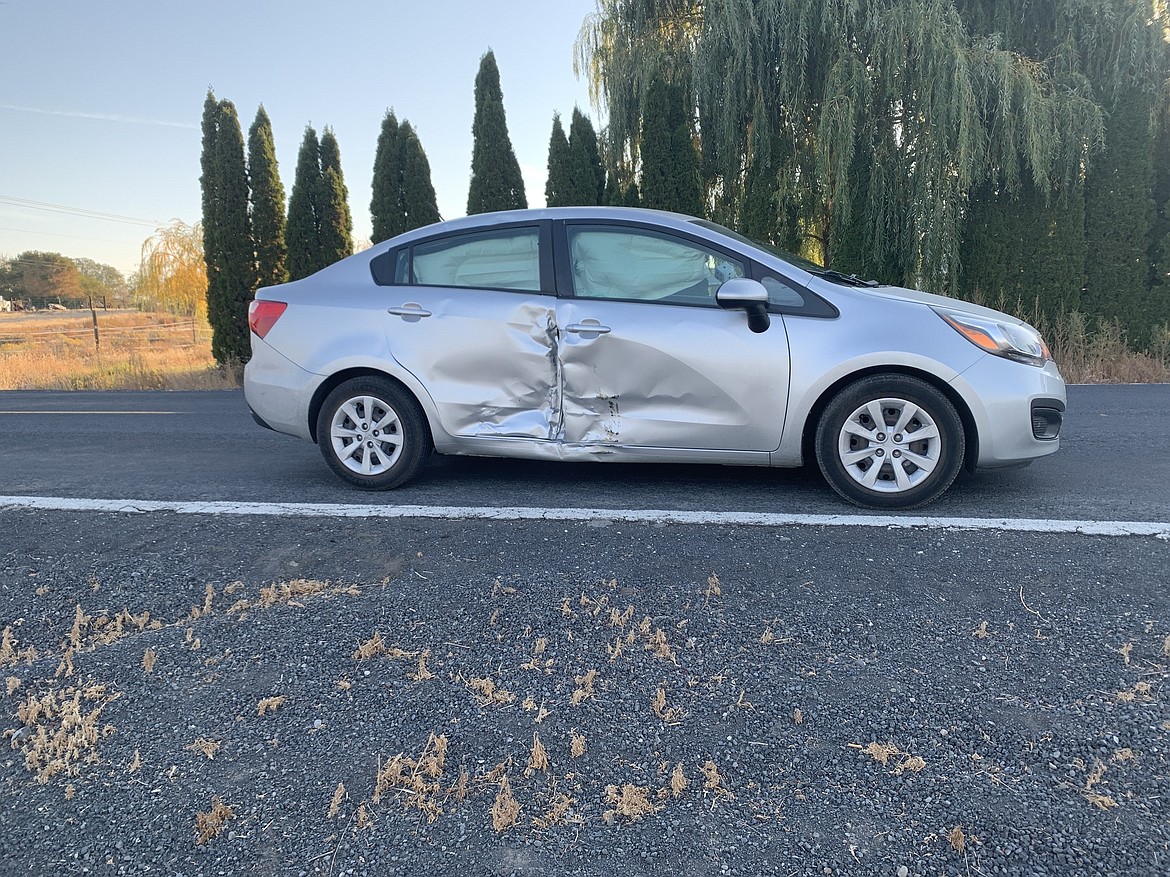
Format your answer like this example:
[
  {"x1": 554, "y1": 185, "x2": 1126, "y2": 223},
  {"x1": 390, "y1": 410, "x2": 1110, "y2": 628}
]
[{"x1": 0, "y1": 385, "x2": 1168, "y2": 522}]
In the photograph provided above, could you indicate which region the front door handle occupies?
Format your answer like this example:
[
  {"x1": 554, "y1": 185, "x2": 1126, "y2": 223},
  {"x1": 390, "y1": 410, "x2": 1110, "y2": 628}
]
[
  {"x1": 565, "y1": 320, "x2": 611, "y2": 337},
  {"x1": 387, "y1": 304, "x2": 432, "y2": 321}
]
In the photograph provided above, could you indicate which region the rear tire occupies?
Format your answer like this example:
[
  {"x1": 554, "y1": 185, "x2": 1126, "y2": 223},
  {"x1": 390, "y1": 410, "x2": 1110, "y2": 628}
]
[
  {"x1": 815, "y1": 375, "x2": 964, "y2": 510},
  {"x1": 316, "y1": 377, "x2": 431, "y2": 490}
]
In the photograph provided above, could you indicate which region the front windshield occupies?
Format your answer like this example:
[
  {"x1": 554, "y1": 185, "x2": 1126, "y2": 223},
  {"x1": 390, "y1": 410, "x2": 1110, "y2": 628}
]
[{"x1": 689, "y1": 219, "x2": 824, "y2": 274}]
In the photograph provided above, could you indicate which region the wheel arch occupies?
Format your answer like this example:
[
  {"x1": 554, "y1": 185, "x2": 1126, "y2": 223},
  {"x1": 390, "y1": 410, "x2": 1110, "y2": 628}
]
[
  {"x1": 308, "y1": 368, "x2": 431, "y2": 445},
  {"x1": 800, "y1": 365, "x2": 979, "y2": 474}
]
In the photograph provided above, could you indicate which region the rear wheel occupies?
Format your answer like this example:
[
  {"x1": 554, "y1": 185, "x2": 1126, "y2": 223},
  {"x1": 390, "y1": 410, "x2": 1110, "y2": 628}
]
[
  {"x1": 316, "y1": 377, "x2": 431, "y2": 490},
  {"x1": 815, "y1": 375, "x2": 964, "y2": 510}
]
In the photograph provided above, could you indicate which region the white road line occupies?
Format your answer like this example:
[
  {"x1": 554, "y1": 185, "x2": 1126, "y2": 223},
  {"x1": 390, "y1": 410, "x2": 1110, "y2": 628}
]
[{"x1": 2, "y1": 495, "x2": 1168, "y2": 540}]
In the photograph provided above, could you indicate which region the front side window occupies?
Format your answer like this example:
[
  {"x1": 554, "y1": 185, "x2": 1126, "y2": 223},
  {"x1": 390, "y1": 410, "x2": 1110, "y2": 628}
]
[
  {"x1": 412, "y1": 227, "x2": 540, "y2": 292},
  {"x1": 567, "y1": 226, "x2": 745, "y2": 305}
]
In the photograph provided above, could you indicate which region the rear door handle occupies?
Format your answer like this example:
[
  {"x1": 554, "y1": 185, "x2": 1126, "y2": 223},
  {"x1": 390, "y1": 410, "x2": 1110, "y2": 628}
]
[{"x1": 387, "y1": 304, "x2": 432, "y2": 320}]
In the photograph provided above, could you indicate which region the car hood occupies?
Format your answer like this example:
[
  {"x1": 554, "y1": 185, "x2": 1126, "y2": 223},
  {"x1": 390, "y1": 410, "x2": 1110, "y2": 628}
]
[{"x1": 852, "y1": 283, "x2": 1030, "y2": 326}]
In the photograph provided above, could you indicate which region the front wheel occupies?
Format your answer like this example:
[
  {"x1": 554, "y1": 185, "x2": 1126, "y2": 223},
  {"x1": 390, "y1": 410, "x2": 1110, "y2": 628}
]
[
  {"x1": 815, "y1": 375, "x2": 965, "y2": 510},
  {"x1": 316, "y1": 377, "x2": 431, "y2": 490}
]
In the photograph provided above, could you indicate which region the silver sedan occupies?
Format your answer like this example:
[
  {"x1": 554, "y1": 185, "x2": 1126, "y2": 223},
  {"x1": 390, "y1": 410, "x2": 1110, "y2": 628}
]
[{"x1": 244, "y1": 207, "x2": 1065, "y2": 509}]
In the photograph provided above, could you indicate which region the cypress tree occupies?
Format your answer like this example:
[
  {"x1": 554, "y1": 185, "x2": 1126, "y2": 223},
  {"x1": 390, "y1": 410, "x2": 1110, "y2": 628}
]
[
  {"x1": 287, "y1": 126, "x2": 325, "y2": 280},
  {"x1": 1146, "y1": 99, "x2": 1170, "y2": 328},
  {"x1": 545, "y1": 114, "x2": 572, "y2": 207},
  {"x1": 318, "y1": 127, "x2": 353, "y2": 265},
  {"x1": 639, "y1": 77, "x2": 702, "y2": 216},
  {"x1": 467, "y1": 49, "x2": 527, "y2": 214},
  {"x1": 567, "y1": 108, "x2": 604, "y2": 205},
  {"x1": 1084, "y1": 85, "x2": 1157, "y2": 346},
  {"x1": 207, "y1": 99, "x2": 257, "y2": 365},
  {"x1": 248, "y1": 105, "x2": 288, "y2": 289},
  {"x1": 370, "y1": 110, "x2": 403, "y2": 243},
  {"x1": 199, "y1": 90, "x2": 220, "y2": 296},
  {"x1": 398, "y1": 120, "x2": 442, "y2": 232}
]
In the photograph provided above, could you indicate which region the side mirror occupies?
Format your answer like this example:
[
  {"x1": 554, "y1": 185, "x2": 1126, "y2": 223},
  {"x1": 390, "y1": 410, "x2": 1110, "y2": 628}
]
[{"x1": 716, "y1": 277, "x2": 771, "y2": 333}]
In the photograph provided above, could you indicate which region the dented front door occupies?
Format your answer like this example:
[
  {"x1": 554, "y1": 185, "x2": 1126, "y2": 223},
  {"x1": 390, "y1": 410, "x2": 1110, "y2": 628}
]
[{"x1": 556, "y1": 298, "x2": 791, "y2": 451}]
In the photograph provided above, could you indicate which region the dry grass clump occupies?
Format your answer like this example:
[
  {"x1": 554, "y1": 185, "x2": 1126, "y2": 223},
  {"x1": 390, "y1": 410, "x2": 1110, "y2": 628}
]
[
  {"x1": 1082, "y1": 759, "x2": 1119, "y2": 810},
  {"x1": 570, "y1": 731, "x2": 587, "y2": 758},
  {"x1": 525, "y1": 733, "x2": 550, "y2": 776},
  {"x1": 257, "y1": 695, "x2": 286, "y2": 716},
  {"x1": 852, "y1": 741, "x2": 927, "y2": 775},
  {"x1": 5, "y1": 676, "x2": 20, "y2": 696},
  {"x1": 570, "y1": 669, "x2": 598, "y2": 705},
  {"x1": 466, "y1": 675, "x2": 516, "y2": 706},
  {"x1": 490, "y1": 775, "x2": 522, "y2": 831},
  {"x1": 651, "y1": 685, "x2": 685, "y2": 723},
  {"x1": 11, "y1": 683, "x2": 120, "y2": 783},
  {"x1": 373, "y1": 733, "x2": 452, "y2": 823},
  {"x1": 603, "y1": 783, "x2": 660, "y2": 824},
  {"x1": 186, "y1": 738, "x2": 221, "y2": 759},
  {"x1": 948, "y1": 825, "x2": 967, "y2": 854},
  {"x1": 670, "y1": 762, "x2": 688, "y2": 797},
  {"x1": 142, "y1": 648, "x2": 158, "y2": 673},
  {"x1": 328, "y1": 782, "x2": 347, "y2": 819},
  {"x1": 532, "y1": 792, "x2": 575, "y2": 829},
  {"x1": 0, "y1": 310, "x2": 235, "y2": 391},
  {"x1": 194, "y1": 796, "x2": 234, "y2": 845}
]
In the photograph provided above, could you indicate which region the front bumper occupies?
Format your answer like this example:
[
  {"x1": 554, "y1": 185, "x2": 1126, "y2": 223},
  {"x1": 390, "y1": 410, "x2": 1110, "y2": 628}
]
[{"x1": 951, "y1": 355, "x2": 1066, "y2": 468}]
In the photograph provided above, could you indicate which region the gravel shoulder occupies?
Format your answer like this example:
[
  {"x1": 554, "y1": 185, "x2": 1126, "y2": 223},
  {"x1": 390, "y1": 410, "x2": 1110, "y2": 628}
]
[{"x1": 1, "y1": 510, "x2": 1168, "y2": 877}]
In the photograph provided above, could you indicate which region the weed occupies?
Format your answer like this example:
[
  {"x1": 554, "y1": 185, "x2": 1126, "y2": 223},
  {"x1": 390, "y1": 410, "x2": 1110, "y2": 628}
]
[
  {"x1": 570, "y1": 669, "x2": 598, "y2": 705},
  {"x1": 186, "y1": 738, "x2": 221, "y2": 760},
  {"x1": 1119, "y1": 642, "x2": 1133, "y2": 664},
  {"x1": 526, "y1": 733, "x2": 550, "y2": 776},
  {"x1": 128, "y1": 750, "x2": 141, "y2": 773},
  {"x1": 670, "y1": 762, "x2": 687, "y2": 797},
  {"x1": 603, "y1": 783, "x2": 659, "y2": 823},
  {"x1": 353, "y1": 633, "x2": 386, "y2": 660},
  {"x1": 328, "y1": 782, "x2": 346, "y2": 818},
  {"x1": 194, "y1": 796, "x2": 234, "y2": 845},
  {"x1": 1082, "y1": 759, "x2": 1118, "y2": 809},
  {"x1": 6, "y1": 676, "x2": 20, "y2": 696},
  {"x1": 700, "y1": 760, "x2": 734, "y2": 800},
  {"x1": 570, "y1": 731, "x2": 587, "y2": 758},
  {"x1": 760, "y1": 628, "x2": 775, "y2": 644},
  {"x1": 973, "y1": 621, "x2": 989, "y2": 639},
  {"x1": 257, "y1": 695, "x2": 286, "y2": 716},
  {"x1": 706, "y1": 574, "x2": 722, "y2": 600},
  {"x1": 793, "y1": 708, "x2": 804, "y2": 725},
  {"x1": 652, "y1": 685, "x2": 685, "y2": 723},
  {"x1": 466, "y1": 676, "x2": 515, "y2": 706},
  {"x1": 645, "y1": 627, "x2": 677, "y2": 663},
  {"x1": 410, "y1": 649, "x2": 435, "y2": 681},
  {"x1": 533, "y1": 792, "x2": 575, "y2": 829},
  {"x1": 142, "y1": 648, "x2": 158, "y2": 673},
  {"x1": 490, "y1": 775, "x2": 521, "y2": 831},
  {"x1": 13, "y1": 683, "x2": 120, "y2": 783},
  {"x1": 948, "y1": 825, "x2": 967, "y2": 854}
]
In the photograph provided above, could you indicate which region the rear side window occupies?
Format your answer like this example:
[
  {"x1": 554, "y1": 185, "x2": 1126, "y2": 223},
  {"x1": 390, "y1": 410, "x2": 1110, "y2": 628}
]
[{"x1": 412, "y1": 228, "x2": 540, "y2": 291}]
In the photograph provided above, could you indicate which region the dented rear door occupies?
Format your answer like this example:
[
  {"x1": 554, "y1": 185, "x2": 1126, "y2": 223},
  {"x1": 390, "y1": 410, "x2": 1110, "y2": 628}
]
[{"x1": 381, "y1": 224, "x2": 559, "y2": 441}]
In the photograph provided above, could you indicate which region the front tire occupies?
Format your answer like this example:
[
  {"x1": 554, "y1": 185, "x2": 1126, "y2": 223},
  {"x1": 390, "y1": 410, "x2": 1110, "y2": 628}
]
[
  {"x1": 815, "y1": 375, "x2": 965, "y2": 510},
  {"x1": 316, "y1": 377, "x2": 431, "y2": 490}
]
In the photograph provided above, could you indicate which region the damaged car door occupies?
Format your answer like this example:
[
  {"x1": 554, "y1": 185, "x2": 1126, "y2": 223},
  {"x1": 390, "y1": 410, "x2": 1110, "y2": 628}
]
[
  {"x1": 382, "y1": 224, "x2": 559, "y2": 440},
  {"x1": 555, "y1": 223, "x2": 791, "y2": 452}
]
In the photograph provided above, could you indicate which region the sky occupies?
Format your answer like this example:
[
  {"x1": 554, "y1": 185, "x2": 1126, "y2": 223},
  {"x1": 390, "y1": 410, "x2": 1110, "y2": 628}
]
[{"x1": 0, "y1": 0, "x2": 599, "y2": 275}]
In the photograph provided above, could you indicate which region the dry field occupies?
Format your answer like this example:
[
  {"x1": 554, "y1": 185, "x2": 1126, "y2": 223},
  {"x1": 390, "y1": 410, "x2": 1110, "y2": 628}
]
[{"x1": 0, "y1": 309, "x2": 236, "y2": 390}]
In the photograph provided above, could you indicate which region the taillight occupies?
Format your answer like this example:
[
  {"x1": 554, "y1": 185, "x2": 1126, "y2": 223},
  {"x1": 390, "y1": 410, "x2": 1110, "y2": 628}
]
[{"x1": 248, "y1": 300, "x2": 287, "y2": 339}]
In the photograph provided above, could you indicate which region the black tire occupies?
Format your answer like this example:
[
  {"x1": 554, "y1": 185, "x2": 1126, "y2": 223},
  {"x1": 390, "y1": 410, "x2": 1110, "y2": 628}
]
[
  {"x1": 815, "y1": 375, "x2": 965, "y2": 510},
  {"x1": 315, "y1": 377, "x2": 431, "y2": 490}
]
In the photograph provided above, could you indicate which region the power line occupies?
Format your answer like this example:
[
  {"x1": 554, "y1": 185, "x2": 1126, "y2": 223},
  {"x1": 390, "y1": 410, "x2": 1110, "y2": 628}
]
[
  {"x1": 0, "y1": 226, "x2": 141, "y2": 245},
  {"x1": 0, "y1": 194, "x2": 163, "y2": 227}
]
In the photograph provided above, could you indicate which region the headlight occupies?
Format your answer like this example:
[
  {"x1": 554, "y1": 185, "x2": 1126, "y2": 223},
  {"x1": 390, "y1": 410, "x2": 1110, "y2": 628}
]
[{"x1": 934, "y1": 308, "x2": 1051, "y2": 366}]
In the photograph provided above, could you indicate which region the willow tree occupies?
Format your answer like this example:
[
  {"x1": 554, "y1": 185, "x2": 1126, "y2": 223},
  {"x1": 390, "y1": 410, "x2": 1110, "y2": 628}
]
[
  {"x1": 138, "y1": 221, "x2": 207, "y2": 317},
  {"x1": 577, "y1": 0, "x2": 1108, "y2": 291}
]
